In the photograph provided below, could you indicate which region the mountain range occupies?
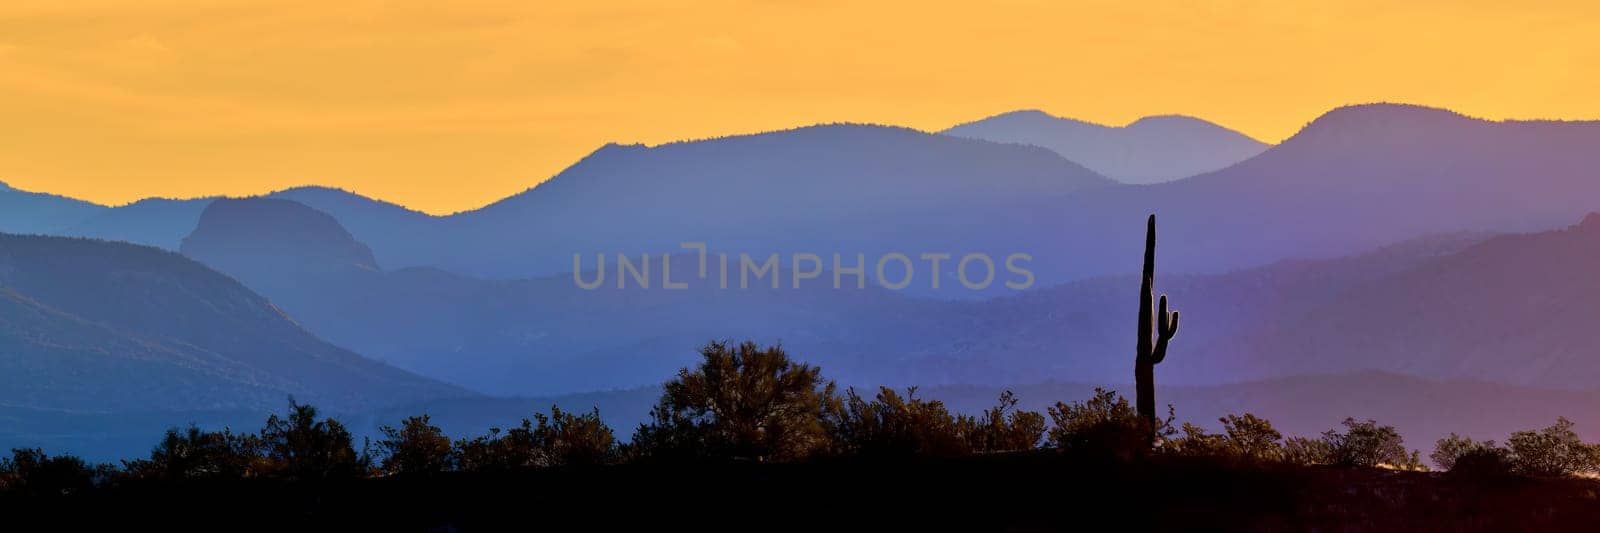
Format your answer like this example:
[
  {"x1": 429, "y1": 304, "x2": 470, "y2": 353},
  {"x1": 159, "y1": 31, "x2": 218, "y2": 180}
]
[
  {"x1": 9, "y1": 103, "x2": 1598, "y2": 297},
  {"x1": 6, "y1": 102, "x2": 1600, "y2": 458},
  {"x1": 171, "y1": 192, "x2": 1600, "y2": 398}
]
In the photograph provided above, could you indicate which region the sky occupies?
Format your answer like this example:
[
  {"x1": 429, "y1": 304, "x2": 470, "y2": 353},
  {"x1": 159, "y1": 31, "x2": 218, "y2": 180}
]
[{"x1": 2, "y1": 1, "x2": 1598, "y2": 214}]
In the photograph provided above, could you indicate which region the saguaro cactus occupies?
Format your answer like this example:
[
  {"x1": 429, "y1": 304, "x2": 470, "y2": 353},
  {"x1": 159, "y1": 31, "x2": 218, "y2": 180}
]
[{"x1": 1135, "y1": 214, "x2": 1179, "y2": 431}]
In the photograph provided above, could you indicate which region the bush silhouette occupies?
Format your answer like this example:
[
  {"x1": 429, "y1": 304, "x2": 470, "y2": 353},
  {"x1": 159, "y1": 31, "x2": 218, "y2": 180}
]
[
  {"x1": 966, "y1": 390, "x2": 1046, "y2": 453},
  {"x1": 122, "y1": 425, "x2": 260, "y2": 481},
  {"x1": 0, "y1": 448, "x2": 104, "y2": 496},
  {"x1": 377, "y1": 415, "x2": 453, "y2": 475},
  {"x1": 258, "y1": 400, "x2": 367, "y2": 481},
  {"x1": 1321, "y1": 418, "x2": 1422, "y2": 469},
  {"x1": 1506, "y1": 417, "x2": 1597, "y2": 477},
  {"x1": 1169, "y1": 414, "x2": 1285, "y2": 461},
  {"x1": 530, "y1": 406, "x2": 617, "y2": 467},
  {"x1": 1220, "y1": 414, "x2": 1284, "y2": 462},
  {"x1": 453, "y1": 426, "x2": 524, "y2": 472},
  {"x1": 1431, "y1": 433, "x2": 1498, "y2": 472},
  {"x1": 631, "y1": 341, "x2": 838, "y2": 462},
  {"x1": 1281, "y1": 436, "x2": 1333, "y2": 466},
  {"x1": 828, "y1": 386, "x2": 971, "y2": 458},
  {"x1": 1170, "y1": 423, "x2": 1229, "y2": 457},
  {"x1": 1451, "y1": 447, "x2": 1516, "y2": 479},
  {"x1": 455, "y1": 406, "x2": 617, "y2": 470},
  {"x1": 1047, "y1": 388, "x2": 1164, "y2": 460}
]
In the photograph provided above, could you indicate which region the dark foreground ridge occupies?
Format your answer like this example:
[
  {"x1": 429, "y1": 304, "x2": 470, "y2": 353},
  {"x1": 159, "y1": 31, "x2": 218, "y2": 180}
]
[{"x1": 7, "y1": 454, "x2": 1600, "y2": 531}]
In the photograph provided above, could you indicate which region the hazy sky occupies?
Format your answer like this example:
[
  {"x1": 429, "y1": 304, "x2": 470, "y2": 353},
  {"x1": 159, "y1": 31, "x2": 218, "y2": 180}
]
[{"x1": 2, "y1": 0, "x2": 1597, "y2": 214}]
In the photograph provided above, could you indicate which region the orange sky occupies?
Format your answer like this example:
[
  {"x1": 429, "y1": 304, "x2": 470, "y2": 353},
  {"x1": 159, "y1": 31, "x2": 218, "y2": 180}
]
[{"x1": 2, "y1": 0, "x2": 1598, "y2": 214}]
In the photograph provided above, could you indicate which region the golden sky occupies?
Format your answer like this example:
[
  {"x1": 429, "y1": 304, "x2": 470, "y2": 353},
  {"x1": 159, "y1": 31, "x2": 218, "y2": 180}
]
[{"x1": 2, "y1": 0, "x2": 1598, "y2": 214}]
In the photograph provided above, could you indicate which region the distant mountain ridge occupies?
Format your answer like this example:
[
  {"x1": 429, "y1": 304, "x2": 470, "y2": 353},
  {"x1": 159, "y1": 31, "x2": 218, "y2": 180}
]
[
  {"x1": 171, "y1": 193, "x2": 1506, "y2": 396},
  {"x1": 0, "y1": 233, "x2": 470, "y2": 412},
  {"x1": 426, "y1": 123, "x2": 1116, "y2": 283},
  {"x1": 0, "y1": 181, "x2": 108, "y2": 236},
  {"x1": 941, "y1": 110, "x2": 1269, "y2": 183},
  {"x1": 1219, "y1": 212, "x2": 1600, "y2": 389},
  {"x1": 7, "y1": 103, "x2": 1600, "y2": 293}
]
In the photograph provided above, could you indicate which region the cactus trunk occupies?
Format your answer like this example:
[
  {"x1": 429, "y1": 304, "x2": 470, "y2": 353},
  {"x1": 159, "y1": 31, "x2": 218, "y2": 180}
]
[{"x1": 1134, "y1": 214, "x2": 1179, "y2": 433}]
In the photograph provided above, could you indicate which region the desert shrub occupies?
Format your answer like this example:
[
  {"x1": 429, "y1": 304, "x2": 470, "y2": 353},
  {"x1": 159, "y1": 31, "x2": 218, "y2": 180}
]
[
  {"x1": 1322, "y1": 418, "x2": 1414, "y2": 468},
  {"x1": 1281, "y1": 436, "x2": 1332, "y2": 466},
  {"x1": 965, "y1": 390, "x2": 1047, "y2": 453},
  {"x1": 0, "y1": 448, "x2": 107, "y2": 496},
  {"x1": 121, "y1": 425, "x2": 260, "y2": 481},
  {"x1": 1449, "y1": 446, "x2": 1517, "y2": 479},
  {"x1": 1168, "y1": 413, "x2": 1283, "y2": 462},
  {"x1": 1221, "y1": 414, "x2": 1284, "y2": 462},
  {"x1": 1169, "y1": 423, "x2": 1229, "y2": 457},
  {"x1": 453, "y1": 427, "x2": 523, "y2": 472},
  {"x1": 1047, "y1": 388, "x2": 1166, "y2": 460},
  {"x1": 829, "y1": 386, "x2": 971, "y2": 457},
  {"x1": 1506, "y1": 417, "x2": 1597, "y2": 477},
  {"x1": 1431, "y1": 433, "x2": 1498, "y2": 472},
  {"x1": 257, "y1": 400, "x2": 367, "y2": 481},
  {"x1": 630, "y1": 341, "x2": 839, "y2": 462},
  {"x1": 377, "y1": 415, "x2": 454, "y2": 475},
  {"x1": 530, "y1": 406, "x2": 617, "y2": 467},
  {"x1": 455, "y1": 406, "x2": 617, "y2": 471}
]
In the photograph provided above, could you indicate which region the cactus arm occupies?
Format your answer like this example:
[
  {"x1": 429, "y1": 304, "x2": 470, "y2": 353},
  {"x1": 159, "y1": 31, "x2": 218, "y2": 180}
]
[{"x1": 1152, "y1": 306, "x2": 1178, "y2": 364}]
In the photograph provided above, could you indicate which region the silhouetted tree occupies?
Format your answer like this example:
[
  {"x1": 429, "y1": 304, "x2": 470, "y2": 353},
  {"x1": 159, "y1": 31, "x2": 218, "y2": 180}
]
[
  {"x1": 1281, "y1": 436, "x2": 1333, "y2": 466},
  {"x1": 0, "y1": 448, "x2": 105, "y2": 496},
  {"x1": 258, "y1": 399, "x2": 367, "y2": 481},
  {"x1": 828, "y1": 386, "x2": 971, "y2": 457},
  {"x1": 530, "y1": 406, "x2": 617, "y2": 467},
  {"x1": 377, "y1": 415, "x2": 453, "y2": 475},
  {"x1": 1221, "y1": 414, "x2": 1284, "y2": 462},
  {"x1": 1169, "y1": 423, "x2": 1229, "y2": 457},
  {"x1": 1321, "y1": 418, "x2": 1420, "y2": 469},
  {"x1": 121, "y1": 425, "x2": 260, "y2": 481},
  {"x1": 1431, "y1": 433, "x2": 1499, "y2": 472},
  {"x1": 965, "y1": 390, "x2": 1047, "y2": 453},
  {"x1": 455, "y1": 406, "x2": 618, "y2": 471},
  {"x1": 631, "y1": 341, "x2": 838, "y2": 462},
  {"x1": 1432, "y1": 434, "x2": 1515, "y2": 478},
  {"x1": 453, "y1": 427, "x2": 525, "y2": 472},
  {"x1": 1172, "y1": 414, "x2": 1285, "y2": 462},
  {"x1": 1451, "y1": 447, "x2": 1516, "y2": 479},
  {"x1": 1047, "y1": 388, "x2": 1167, "y2": 460},
  {"x1": 1506, "y1": 418, "x2": 1597, "y2": 477},
  {"x1": 1133, "y1": 215, "x2": 1180, "y2": 436}
]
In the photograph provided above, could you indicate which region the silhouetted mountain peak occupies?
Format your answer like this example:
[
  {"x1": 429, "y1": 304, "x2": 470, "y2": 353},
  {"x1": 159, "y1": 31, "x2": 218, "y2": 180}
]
[
  {"x1": 0, "y1": 180, "x2": 12, "y2": 191},
  {"x1": 1289, "y1": 103, "x2": 1478, "y2": 143},
  {"x1": 590, "y1": 141, "x2": 646, "y2": 155},
  {"x1": 996, "y1": 109, "x2": 1052, "y2": 119},
  {"x1": 1125, "y1": 114, "x2": 1230, "y2": 131},
  {"x1": 472, "y1": 121, "x2": 1109, "y2": 222},
  {"x1": 942, "y1": 109, "x2": 1267, "y2": 183},
  {"x1": 268, "y1": 186, "x2": 435, "y2": 217},
  {"x1": 181, "y1": 198, "x2": 380, "y2": 278},
  {"x1": 1318, "y1": 102, "x2": 1472, "y2": 122},
  {"x1": 962, "y1": 109, "x2": 1098, "y2": 128},
  {"x1": 642, "y1": 122, "x2": 943, "y2": 150}
]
